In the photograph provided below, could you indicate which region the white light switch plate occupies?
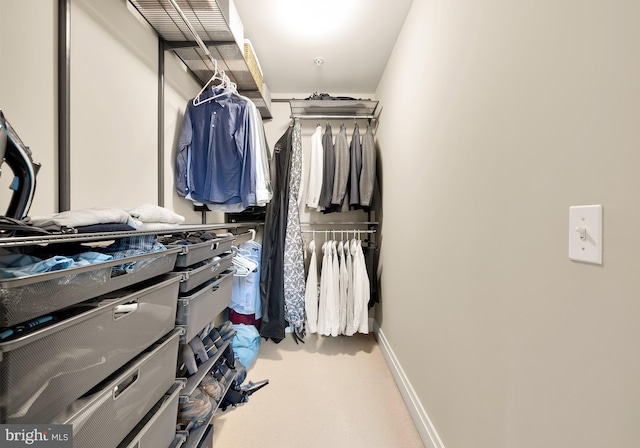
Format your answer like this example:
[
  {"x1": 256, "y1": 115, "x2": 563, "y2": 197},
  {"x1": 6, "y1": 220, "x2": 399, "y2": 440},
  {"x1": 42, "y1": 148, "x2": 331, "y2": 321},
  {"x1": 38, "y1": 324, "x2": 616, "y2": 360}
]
[{"x1": 568, "y1": 205, "x2": 603, "y2": 264}]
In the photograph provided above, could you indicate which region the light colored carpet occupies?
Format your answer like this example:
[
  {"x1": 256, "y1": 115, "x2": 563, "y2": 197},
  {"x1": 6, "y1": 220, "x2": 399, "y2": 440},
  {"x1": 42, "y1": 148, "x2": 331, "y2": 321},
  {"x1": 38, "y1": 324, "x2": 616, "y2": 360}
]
[{"x1": 211, "y1": 332, "x2": 424, "y2": 448}]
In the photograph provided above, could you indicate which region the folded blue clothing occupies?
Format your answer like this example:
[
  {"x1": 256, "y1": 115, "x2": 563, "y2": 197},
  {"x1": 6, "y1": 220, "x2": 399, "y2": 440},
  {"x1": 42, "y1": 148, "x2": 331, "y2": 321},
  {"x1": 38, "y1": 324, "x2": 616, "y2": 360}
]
[
  {"x1": 0, "y1": 251, "x2": 114, "y2": 279},
  {"x1": 102, "y1": 235, "x2": 166, "y2": 258},
  {"x1": 0, "y1": 235, "x2": 166, "y2": 279},
  {"x1": 101, "y1": 235, "x2": 167, "y2": 275},
  {"x1": 71, "y1": 251, "x2": 114, "y2": 266}
]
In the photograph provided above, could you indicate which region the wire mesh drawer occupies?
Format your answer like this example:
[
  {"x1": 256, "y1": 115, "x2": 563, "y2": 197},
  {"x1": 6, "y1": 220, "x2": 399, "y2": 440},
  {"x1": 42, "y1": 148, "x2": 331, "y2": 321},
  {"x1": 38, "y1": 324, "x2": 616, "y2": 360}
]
[
  {"x1": 172, "y1": 234, "x2": 235, "y2": 268},
  {"x1": 176, "y1": 252, "x2": 234, "y2": 294},
  {"x1": 0, "y1": 246, "x2": 181, "y2": 327},
  {"x1": 117, "y1": 381, "x2": 183, "y2": 448},
  {"x1": 176, "y1": 270, "x2": 234, "y2": 341},
  {"x1": 51, "y1": 329, "x2": 181, "y2": 448},
  {"x1": 0, "y1": 275, "x2": 181, "y2": 424}
]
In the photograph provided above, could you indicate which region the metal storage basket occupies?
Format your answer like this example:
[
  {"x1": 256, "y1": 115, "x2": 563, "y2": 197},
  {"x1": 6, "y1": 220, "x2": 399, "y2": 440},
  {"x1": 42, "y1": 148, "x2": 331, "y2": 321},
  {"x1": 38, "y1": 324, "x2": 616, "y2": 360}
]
[
  {"x1": 0, "y1": 275, "x2": 181, "y2": 424},
  {"x1": 51, "y1": 329, "x2": 181, "y2": 448},
  {"x1": 0, "y1": 246, "x2": 181, "y2": 327},
  {"x1": 176, "y1": 270, "x2": 234, "y2": 341},
  {"x1": 176, "y1": 251, "x2": 234, "y2": 294},
  {"x1": 171, "y1": 234, "x2": 234, "y2": 268},
  {"x1": 116, "y1": 381, "x2": 183, "y2": 448}
]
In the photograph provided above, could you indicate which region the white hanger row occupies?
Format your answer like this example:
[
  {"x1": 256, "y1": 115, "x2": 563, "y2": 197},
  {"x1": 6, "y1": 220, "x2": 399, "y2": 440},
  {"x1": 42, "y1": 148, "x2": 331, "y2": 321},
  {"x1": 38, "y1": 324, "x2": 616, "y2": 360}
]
[
  {"x1": 300, "y1": 229, "x2": 375, "y2": 239},
  {"x1": 192, "y1": 59, "x2": 238, "y2": 107},
  {"x1": 231, "y1": 245, "x2": 259, "y2": 277}
]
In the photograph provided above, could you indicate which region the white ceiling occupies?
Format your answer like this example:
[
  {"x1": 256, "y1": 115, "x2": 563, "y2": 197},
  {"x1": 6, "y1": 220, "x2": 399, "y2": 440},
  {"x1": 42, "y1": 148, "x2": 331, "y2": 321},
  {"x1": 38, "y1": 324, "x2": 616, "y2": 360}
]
[{"x1": 232, "y1": 0, "x2": 414, "y2": 96}]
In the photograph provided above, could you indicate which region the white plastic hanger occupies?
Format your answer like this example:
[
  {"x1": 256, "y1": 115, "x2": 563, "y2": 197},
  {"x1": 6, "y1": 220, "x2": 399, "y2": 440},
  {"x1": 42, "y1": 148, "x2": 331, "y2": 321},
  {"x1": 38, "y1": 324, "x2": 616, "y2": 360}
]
[
  {"x1": 231, "y1": 245, "x2": 259, "y2": 276},
  {"x1": 241, "y1": 228, "x2": 261, "y2": 251},
  {"x1": 192, "y1": 60, "x2": 219, "y2": 106},
  {"x1": 192, "y1": 59, "x2": 237, "y2": 106}
]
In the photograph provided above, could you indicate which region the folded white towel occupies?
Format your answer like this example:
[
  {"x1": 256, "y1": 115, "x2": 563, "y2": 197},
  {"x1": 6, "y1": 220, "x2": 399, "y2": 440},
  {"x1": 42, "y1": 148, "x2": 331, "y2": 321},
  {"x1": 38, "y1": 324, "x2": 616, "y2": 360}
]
[
  {"x1": 128, "y1": 204, "x2": 185, "y2": 224},
  {"x1": 134, "y1": 222, "x2": 180, "y2": 231}
]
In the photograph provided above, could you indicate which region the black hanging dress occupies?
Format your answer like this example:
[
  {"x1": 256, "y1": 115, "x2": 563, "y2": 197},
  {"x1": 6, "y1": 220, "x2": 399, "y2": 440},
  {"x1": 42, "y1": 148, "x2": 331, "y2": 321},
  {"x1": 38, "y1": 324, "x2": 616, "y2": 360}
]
[{"x1": 259, "y1": 125, "x2": 293, "y2": 342}]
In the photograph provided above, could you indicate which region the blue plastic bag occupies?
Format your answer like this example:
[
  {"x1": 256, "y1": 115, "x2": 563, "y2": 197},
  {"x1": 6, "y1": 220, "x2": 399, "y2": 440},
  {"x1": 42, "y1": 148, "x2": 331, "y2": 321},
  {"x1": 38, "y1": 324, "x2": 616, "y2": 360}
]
[{"x1": 231, "y1": 324, "x2": 261, "y2": 369}]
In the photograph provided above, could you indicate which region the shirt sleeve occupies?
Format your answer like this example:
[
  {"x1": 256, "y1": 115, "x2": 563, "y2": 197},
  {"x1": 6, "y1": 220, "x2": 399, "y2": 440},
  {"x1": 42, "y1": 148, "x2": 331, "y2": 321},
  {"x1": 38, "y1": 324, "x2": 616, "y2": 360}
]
[
  {"x1": 359, "y1": 128, "x2": 376, "y2": 207},
  {"x1": 175, "y1": 105, "x2": 193, "y2": 198},
  {"x1": 236, "y1": 102, "x2": 257, "y2": 208}
]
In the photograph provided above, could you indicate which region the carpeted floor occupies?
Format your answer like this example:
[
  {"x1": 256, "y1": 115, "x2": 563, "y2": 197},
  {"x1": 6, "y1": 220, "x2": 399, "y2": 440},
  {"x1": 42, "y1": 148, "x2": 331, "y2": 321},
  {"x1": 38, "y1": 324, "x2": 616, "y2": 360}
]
[{"x1": 211, "y1": 331, "x2": 424, "y2": 447}]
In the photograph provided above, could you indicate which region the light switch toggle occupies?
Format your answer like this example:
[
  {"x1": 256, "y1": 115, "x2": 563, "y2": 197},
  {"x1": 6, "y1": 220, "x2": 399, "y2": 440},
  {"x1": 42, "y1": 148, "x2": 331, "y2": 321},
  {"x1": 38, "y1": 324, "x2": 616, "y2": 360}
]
[
  {"x1": 568, "y1": 205, "x2": 603, "y2": 264},
  {"x1": 574, "y1": 226, "x2": 587, "y2": 241}
]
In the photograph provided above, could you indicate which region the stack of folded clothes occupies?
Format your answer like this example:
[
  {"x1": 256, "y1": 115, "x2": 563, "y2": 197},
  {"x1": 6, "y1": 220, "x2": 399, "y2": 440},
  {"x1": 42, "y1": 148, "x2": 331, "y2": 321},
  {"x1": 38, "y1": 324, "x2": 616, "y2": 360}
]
[
  {"x1": 0, "y1": 204, "x2": 187, "y2": 279},
  {"x1": 27, "y1": 204, "x2": 186, "y2": 234},
  {"x1": 127, "y1": 203, "x2": 185, "y2": 231}
]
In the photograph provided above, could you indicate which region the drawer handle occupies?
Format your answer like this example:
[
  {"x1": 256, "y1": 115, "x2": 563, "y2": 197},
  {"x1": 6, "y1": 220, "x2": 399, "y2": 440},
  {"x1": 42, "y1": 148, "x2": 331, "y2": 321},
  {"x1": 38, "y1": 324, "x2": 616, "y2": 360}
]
[
  {"x1": 210, "y1": 242, "x2": 219, "y2": 250},
  {"x1": 207, "y1": 270, "x2": 233, "y2": 290},
  {"x1": 113, "y1": 300, "x2": 139, "y2": 320},
  {"x1": 210, "y1": 262, "x2": 221, "y2": 273},
  {"x1": 113, "y1": 369, "x2": 140, "y2": 400}
]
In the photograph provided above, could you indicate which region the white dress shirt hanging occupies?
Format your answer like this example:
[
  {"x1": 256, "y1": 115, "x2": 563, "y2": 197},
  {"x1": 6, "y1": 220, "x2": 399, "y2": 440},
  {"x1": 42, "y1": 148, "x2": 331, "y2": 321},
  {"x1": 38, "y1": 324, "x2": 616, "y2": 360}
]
[
  {"x1": 318, "y1": 241, "x2": 331, "y2": 335},
  {"x1": 356, "y1": 239, "x2": 370, "y2": 334},
  {"x1": 345, "y1": 237, "x2": 356, "y2": 336},
  {"x1": 345, "y1": 238, "x2": 357, "y2": 336},
  {"x1": 338, "y1": 240, "x2": 348, "y2": 335},
  {"x1": 304, "y1": 239, "x2": 319, "y2": 334},
  {"x1": 329, "y1": 240, "x2": 340, "y2": 337},
  {"x1": 306, "y1": 125, "x2": 324, "y2": 210}
]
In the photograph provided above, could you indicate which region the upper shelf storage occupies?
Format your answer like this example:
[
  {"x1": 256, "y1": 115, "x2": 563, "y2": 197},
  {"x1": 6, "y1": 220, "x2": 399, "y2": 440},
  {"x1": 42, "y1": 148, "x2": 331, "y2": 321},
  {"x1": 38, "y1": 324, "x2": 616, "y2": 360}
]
[
  {"x1": 288, "y1": 99, "x2": 379, "y2": 120},
  {"x1": 129, "y1": 0, "x2": 272, "y2": 119}
]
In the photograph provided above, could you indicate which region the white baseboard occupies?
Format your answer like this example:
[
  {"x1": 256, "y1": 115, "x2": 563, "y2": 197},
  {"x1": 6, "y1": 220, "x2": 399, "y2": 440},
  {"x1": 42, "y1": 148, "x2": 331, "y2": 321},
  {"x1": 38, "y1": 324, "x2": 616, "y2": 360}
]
[{"x1": 373, "y1": 322, "x2": 445, "y2": 448}]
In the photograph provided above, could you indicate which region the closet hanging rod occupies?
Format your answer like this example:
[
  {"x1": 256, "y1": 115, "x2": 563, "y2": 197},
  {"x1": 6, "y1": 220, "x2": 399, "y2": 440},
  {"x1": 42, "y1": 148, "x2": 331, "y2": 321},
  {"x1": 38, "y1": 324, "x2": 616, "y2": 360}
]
[
  {"x1": 300, "y1": 221, "x2": 378, "y2": 226},
  {"x1": 167, "y1": 0, "x2": 216, "y2": 67},
  {"x1": 300, "y1": 229, "x2": 376, "y2": 234},
  {"x1": 291, "y1": 115, "x2": 376, "y2": 120}
]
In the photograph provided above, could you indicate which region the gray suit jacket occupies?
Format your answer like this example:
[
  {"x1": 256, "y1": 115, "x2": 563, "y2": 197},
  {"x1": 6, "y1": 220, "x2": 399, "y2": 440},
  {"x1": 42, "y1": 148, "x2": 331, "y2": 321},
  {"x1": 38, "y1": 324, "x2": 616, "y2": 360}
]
[
  {"x1": 359, "y1": 124, "x2": 376, "y2": 207},
  {"x1": 331, "y1": 124, "x2": 350, "y2": 206},
  {"x1": 318, "y1": 124, "x2": 335, "y2": 208}
]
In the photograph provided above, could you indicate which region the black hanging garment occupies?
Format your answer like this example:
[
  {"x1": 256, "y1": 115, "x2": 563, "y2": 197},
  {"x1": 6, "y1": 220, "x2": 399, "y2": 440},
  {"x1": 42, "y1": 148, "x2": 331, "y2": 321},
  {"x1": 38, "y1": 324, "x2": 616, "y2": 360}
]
[
  {"x1": 318, "y1": 124, "x2": 335, "y2": 211},
  {"x1": 259, "y1": 126, "x2": 293, "y2": 342},
  {"x1": 349, "y1": 123, "x2": 362, "y2": 210}
]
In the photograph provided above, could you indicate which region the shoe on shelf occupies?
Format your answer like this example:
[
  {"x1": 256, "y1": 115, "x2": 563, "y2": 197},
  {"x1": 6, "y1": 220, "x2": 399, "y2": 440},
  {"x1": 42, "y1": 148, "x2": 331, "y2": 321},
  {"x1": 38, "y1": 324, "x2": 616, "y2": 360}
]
[
  {"x1": 208, "y1": 328, "x2": 225, "y2": 349},
  {"x1": 201, "y1": 335, "x2": 218, "y2": 358},
  {"x1": 188, "y1": 336, "x2": 209, "y2": 363},
  {"x1": 222, "y1": 345, "x2": 236, "y2": 369},
  {"x1": 179, "y1": 343, "x2": 199, "y2": 376},
  {"x1": 232, "y1": 360, "x2": 247, "y2": 387},
  {"x1": 201, "y1": 373, "x2": 223, "y2": 402},
  {"x1": 213, "y1": 363, "x2": 233, "y2": 387},
  {"x1": 217, "y1": 322, "x2": 235, "y2": 341},
  {"x1": 216, "y1": 321, "x2": 233, "y2": 335},
  {"x1": 178, "y1": 387, "x2": 213, "y2": 431}
]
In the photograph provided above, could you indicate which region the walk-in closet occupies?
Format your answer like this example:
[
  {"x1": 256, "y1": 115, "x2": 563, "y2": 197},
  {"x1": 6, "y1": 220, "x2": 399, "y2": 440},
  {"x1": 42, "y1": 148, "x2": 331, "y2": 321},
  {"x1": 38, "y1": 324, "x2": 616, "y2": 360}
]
[{"x1": 2, "y1": 1, "x2": 640, "y2": 447}]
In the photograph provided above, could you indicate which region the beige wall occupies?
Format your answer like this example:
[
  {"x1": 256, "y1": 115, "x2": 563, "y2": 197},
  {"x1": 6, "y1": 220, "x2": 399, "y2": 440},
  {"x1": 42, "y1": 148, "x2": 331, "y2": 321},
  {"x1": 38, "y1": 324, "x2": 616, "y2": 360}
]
[
  {"x1": 70, "y1": 0, "x2": 158, "y2": 210},
  {"x1": 0, "y1": 0, "x2": 57, "y2": 216},
  {"x1": 375, "y1": 0, "x2": 640, "y2": 447},
  {"x1": 0, "y1": 0, "x2": 208, "y2": 223}
]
